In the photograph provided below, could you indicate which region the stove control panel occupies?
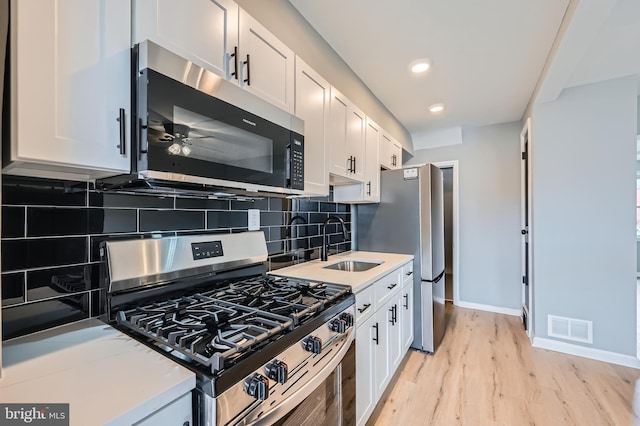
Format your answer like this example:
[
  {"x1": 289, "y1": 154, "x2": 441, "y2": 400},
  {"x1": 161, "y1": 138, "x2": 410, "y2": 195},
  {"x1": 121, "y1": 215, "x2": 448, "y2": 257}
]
[
  {"x1": 302, "y1": 335, "x2": 322, "y2": 354},
  {"x1": 265, "y1": 360, "x2": 288, "y2": 384},
  {"x1": 244, "y1": 373, "x2": 269, "y2": 401},
  {"x1": 191, "y1": 241, "x2": 223, "y2": 260}
]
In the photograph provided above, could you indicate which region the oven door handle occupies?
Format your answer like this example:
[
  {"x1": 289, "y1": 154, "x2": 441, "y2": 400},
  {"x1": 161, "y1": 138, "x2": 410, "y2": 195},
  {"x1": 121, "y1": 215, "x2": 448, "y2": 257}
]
[{"x1": 248, "y1": 327, "x2": 355, "y2": 425}]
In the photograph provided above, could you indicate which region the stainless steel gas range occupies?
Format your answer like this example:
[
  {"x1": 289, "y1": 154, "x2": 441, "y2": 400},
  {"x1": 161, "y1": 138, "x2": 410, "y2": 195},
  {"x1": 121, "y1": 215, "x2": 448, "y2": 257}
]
[{"x1": 100, "y1": 231, "x2": 355, "y2": 426}]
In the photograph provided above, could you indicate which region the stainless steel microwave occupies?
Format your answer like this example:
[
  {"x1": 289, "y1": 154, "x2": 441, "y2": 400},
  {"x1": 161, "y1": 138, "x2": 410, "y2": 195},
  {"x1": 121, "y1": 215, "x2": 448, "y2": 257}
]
[{"x1": 101, "y1": 41, "x2": 304, "y2": 197}]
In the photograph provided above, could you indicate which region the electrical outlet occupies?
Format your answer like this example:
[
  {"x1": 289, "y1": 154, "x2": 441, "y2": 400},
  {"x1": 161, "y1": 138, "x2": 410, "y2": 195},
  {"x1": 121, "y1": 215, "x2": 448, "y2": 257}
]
[{"x1": 248, "y1": 209, "x2": 260, "y2": 231}]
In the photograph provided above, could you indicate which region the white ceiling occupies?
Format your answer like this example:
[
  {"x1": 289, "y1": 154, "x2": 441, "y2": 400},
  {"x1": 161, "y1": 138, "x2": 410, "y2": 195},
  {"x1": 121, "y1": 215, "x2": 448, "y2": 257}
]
[{"x1": 288, "y1": 0, "x2": 640, "y2": 148}]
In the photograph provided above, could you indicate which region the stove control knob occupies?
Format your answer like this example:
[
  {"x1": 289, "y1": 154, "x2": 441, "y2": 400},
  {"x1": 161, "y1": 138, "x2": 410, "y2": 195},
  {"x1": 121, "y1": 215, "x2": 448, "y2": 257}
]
[
  {"x1": 329, "y1": 318, "x2": 346, "y2": 334},
  {"x1": 265, "y1": 359, "x2": 288, "y2": 384},
  {"x1": 302, "y1": 336, "x2": 322, "y2": 354},
  {"x1": 244, "y1": 373, "x2": 269, "y2": 401},
  {"x1": 340, "y1": 312, "x2": 354, "y2": 328}
]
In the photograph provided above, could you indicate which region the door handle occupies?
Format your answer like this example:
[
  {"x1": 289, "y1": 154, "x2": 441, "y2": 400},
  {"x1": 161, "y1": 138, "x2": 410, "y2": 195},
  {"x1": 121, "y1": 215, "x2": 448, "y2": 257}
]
[
  {"x1": 403, "y1": 293, "x2": 409, "y2": 309},
  {"x1": 358, "y1": 303, "x2": 371, "y2": 314},
  {"x1": 244, "y1": 54, "x2": 251, "y2": 85},
  {"x1": 117, "y1": 108, "x2": 126, "y2": 155},
  {"x1": 230, "y1": 46, "x2": 239, "y2": 80},
  {"x1": 373, "y1": 323, "x2": 379, "y2": 345},
  {"x1": 367, "y1": 181, "x2": 371, "y2": 196}
]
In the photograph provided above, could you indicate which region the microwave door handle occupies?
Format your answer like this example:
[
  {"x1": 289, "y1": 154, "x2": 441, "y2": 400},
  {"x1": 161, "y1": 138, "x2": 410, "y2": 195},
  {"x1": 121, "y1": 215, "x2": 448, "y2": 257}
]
[{"x1": 285, "y1": 144, "x2": 292, "y2": 185}]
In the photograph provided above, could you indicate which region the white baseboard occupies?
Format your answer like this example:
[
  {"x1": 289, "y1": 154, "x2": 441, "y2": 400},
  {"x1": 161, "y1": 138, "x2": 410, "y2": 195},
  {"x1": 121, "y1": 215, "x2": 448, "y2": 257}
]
[
  {"x1": 533, "y1": 337, "x2": 640, "y2": 369},
  {"x1": 455, "y1": 300, "x2": 521, "y2": 317}
]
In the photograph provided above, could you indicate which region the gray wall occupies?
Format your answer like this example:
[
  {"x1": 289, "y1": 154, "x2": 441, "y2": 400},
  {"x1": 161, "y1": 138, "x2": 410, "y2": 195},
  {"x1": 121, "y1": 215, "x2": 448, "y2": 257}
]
[
  {"x1": 532, "y1": 75, "x2": 637, "y2": 355},
  {"x1": 406, "y1": 122, "x2": 522, "y2": 310},
  {"x1": 234, "y1": 0, "x2": 413, "y2": 153}
]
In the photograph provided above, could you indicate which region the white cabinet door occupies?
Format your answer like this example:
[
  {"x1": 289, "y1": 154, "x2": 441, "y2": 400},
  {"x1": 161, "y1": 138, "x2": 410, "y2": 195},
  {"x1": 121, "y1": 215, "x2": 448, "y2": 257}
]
[
  {"x1": 363, "y1": 119, "x2": 380, "y2": 202},
  {"x1": 328, "y1": 87, "x2": 366, "y2": 183},
  {"x1": 347, "y1": 103, "x2": 366, "y2": 182},
  {"x1": 133, "y1": 392, "x2": 192, "y2": 426},
  {"x1": 8, "y1": 0, "x2": 131, "y2": 179},
  {"x1": 355, "y1": 314, "x2": 377, "y2": 426},
  {"x1": 380, "y1": 132, "x2": 402, "y2": 170},
  {"x1": 294, "y1": 57, "x2": 330, "y2": 196},
  {"x1": 333, "y1": 117, "x2": 380, "y2": 203},
  {"x1": 328, "y1": 88, "x2": 349, "y2": 178},
  {"x1": 401, "y1": 281, "x2": 415, "y2": 352},
  {"x1": 133, "y1": 0, "x2": 237, "y2": 79},
  {"x1": 391, "y1": 140, "x2": 403, "y2": 169},
  {"x1": 374, "y1": 304, "x2": 391, "y2": 397},
  {"x1": 239, "y1": 9, "x2": 295, "y2": 113},
  {"x1": 389, "y1": 293, "x2": 403, "y2": 371},
  {"x1": 380, "y1": 132, "x2": 393, "y2": 170}
]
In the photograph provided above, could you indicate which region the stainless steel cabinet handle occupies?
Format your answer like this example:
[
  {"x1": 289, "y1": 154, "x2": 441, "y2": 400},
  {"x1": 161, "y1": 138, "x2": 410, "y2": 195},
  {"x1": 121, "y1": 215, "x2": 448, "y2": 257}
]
[
  {"x1": 117, "y1": 108, "x2": 126, "y2": 155},
  {"x1": 357, "y1": 303, "x2": 371, "y2": 313},
  {"x1": 230, "y1": 46, "x2": 239, "y2": 80},
  {"x1": 403, "y1": 293, "x2": 409, "y2": 309},
  {"x1": 244, "y1": 54, "x2": 251, "y2": 85}
]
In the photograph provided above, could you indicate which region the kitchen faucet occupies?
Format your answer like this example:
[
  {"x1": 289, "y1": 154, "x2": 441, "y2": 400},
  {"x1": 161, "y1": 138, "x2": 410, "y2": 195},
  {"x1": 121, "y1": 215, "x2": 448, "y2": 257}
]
[
  {"x1": 286, "y1": 215, "x2": 310, "y2": 260},
  {"x1": 321, "y1": 216, "x2": 349, "y2": 261}
]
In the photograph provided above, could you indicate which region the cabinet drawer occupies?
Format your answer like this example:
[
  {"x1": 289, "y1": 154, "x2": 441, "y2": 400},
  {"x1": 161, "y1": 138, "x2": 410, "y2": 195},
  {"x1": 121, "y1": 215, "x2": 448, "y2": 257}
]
[
  {"x1": 375, "y1": 268, "x2": 402, "y2": 307},
  {"x1": 355, "y1": 283, "x2": 375, "y2": 324},
  {"x1": 403, "y1": 261, "x2": 414, "y2": 287}
]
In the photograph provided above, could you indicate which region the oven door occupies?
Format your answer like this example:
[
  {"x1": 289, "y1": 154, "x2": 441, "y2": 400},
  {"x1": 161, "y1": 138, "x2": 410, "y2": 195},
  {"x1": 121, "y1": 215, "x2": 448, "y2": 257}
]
[
  {"x1": 273, "y1": 340, "x2": 355, "y2": 426},
  {"x1": 139, "y1": 68, "x2": 304, "y2": 193}
]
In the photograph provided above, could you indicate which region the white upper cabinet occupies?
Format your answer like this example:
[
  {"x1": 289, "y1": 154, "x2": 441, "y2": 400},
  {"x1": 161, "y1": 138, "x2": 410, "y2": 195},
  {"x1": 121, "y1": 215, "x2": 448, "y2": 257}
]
[
  {"x1": 134, "y1": 2, "x2": 294, "y2": 113},
  {"x1": 238, "y1": 9, "x2": 295, "y2": 113},
  {"x1": 294, "y1": 57, "x2": 330, "y2": 196},
  {"x1": 333, "y1": 117, "x2": 380, "y2": 203},
  {"x1": 380, "y1": 131, "x2": 402, "y2": 170},
  {"x1": 6, "y1": 0, "x2": 131, "y2": 180},
  {"x1": 133, "y1": 0, "x2": 237, "y2": 79},
  {"x1": 328, "y1": 87, "x2": 366, "y2": 183}
]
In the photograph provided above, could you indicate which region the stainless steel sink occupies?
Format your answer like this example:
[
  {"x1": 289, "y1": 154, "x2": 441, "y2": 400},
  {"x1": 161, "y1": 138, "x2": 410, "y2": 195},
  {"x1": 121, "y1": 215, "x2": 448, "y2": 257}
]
[{"x1": 323, "y1": 260, "x2": 382, "y2": 272}]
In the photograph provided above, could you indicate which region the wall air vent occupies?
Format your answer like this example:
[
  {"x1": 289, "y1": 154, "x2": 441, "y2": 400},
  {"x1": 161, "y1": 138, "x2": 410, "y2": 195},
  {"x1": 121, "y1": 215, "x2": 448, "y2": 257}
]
[{"x1": 547, "y1": 315, "x2": 593, "y2": 344}]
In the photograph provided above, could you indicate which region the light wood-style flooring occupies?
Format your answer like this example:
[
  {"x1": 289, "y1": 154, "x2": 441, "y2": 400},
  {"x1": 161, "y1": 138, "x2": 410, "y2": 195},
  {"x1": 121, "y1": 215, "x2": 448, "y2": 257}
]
[{"x1": 368, "y1": 305, "x2": 640, "y2": 426}]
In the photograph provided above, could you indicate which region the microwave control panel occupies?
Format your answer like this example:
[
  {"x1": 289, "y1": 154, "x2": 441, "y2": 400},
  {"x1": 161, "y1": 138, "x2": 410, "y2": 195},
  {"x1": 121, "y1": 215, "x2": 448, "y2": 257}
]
[{"x1": 290, "y1": 137, "x2": 304, "y2": 190}]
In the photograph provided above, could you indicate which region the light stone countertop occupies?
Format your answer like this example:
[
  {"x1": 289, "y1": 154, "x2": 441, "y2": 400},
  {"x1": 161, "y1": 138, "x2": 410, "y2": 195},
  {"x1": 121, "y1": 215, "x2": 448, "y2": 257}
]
[
  {"x1": 0, "y1": 319, "x2": 195, "y2": 426},
  {"x1": 270, "y1": 251, "x2": 413, "y2": 293}
]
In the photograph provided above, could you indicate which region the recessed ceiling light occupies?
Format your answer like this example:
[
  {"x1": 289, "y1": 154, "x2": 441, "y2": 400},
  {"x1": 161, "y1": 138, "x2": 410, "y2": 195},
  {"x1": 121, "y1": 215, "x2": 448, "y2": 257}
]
[
  {"x1": 429, "y1": 103, "x2": 445, "y2": 113},
  {"x1": 409, "y1": 58, "x2": 432, "y2": 73}
]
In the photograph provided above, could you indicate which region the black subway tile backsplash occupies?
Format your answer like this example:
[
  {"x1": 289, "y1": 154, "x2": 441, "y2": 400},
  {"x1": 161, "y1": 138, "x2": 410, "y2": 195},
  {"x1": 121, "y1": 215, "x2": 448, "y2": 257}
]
[
  {"x1": 89, "y1": 192, "x2": 174, "y2": 209},
  {"x1": 3, "y1": 176, "x2": 87, "y2": 206},
  {"x1": 2, "y1": 206, "x2": 25, "y2": 238},
  {"x1": 175, "y1": 198, "x2": 230, "y2": 210},
  {"x1": 2, "y1": 237, "x2": 88, "y2": 272},
  {"x1": 231, "y1": 199, "x2": 269, "y2": 210},
  {"x1": 2, "y1": 272, "x2": 25, "y2": 307},
  {"x1": 139, "y1": 209, "x2": 205, "y2": 232},
  {"x1": 27, "y1": 264, "x2": 93, "y2": 301},
  {"x1": 207, "y1": 211, "x2": 248, "y2": 229},
  {"x1": 2, "y1": 294, "x2": 89, "y2": 340},
  {"x1": 1, "y1": 176, "x2": 352, "y2": 340}
]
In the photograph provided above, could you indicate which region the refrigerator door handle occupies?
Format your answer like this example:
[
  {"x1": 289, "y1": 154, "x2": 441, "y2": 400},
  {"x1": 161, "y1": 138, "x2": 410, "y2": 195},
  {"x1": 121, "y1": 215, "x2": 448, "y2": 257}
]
[{"x1": 425, "y1": 270, "x2": 445, "y2": 284}]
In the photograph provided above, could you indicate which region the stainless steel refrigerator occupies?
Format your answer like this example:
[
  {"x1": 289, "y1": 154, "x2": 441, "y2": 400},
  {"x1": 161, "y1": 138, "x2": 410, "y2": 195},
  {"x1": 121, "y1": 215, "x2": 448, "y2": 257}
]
[{"x1": 357, "y1": 164, "x2": 446, "y2": 353}]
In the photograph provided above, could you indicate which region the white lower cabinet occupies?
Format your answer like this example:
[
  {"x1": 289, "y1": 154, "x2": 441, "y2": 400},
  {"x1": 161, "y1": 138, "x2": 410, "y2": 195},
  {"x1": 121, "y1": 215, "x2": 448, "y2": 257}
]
[
  {"x1": 355, "y1": 261, "x2": 413, "y2": 426},
  {"x1": 133, "y1": 391, "x2": 192, "y2": 426},
  {"x1": 398, "y1": 262, "x2": 413, "y2": 351},
  {"x1": 355, "y1": 313, "x2": 376, "y2": 426}
]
